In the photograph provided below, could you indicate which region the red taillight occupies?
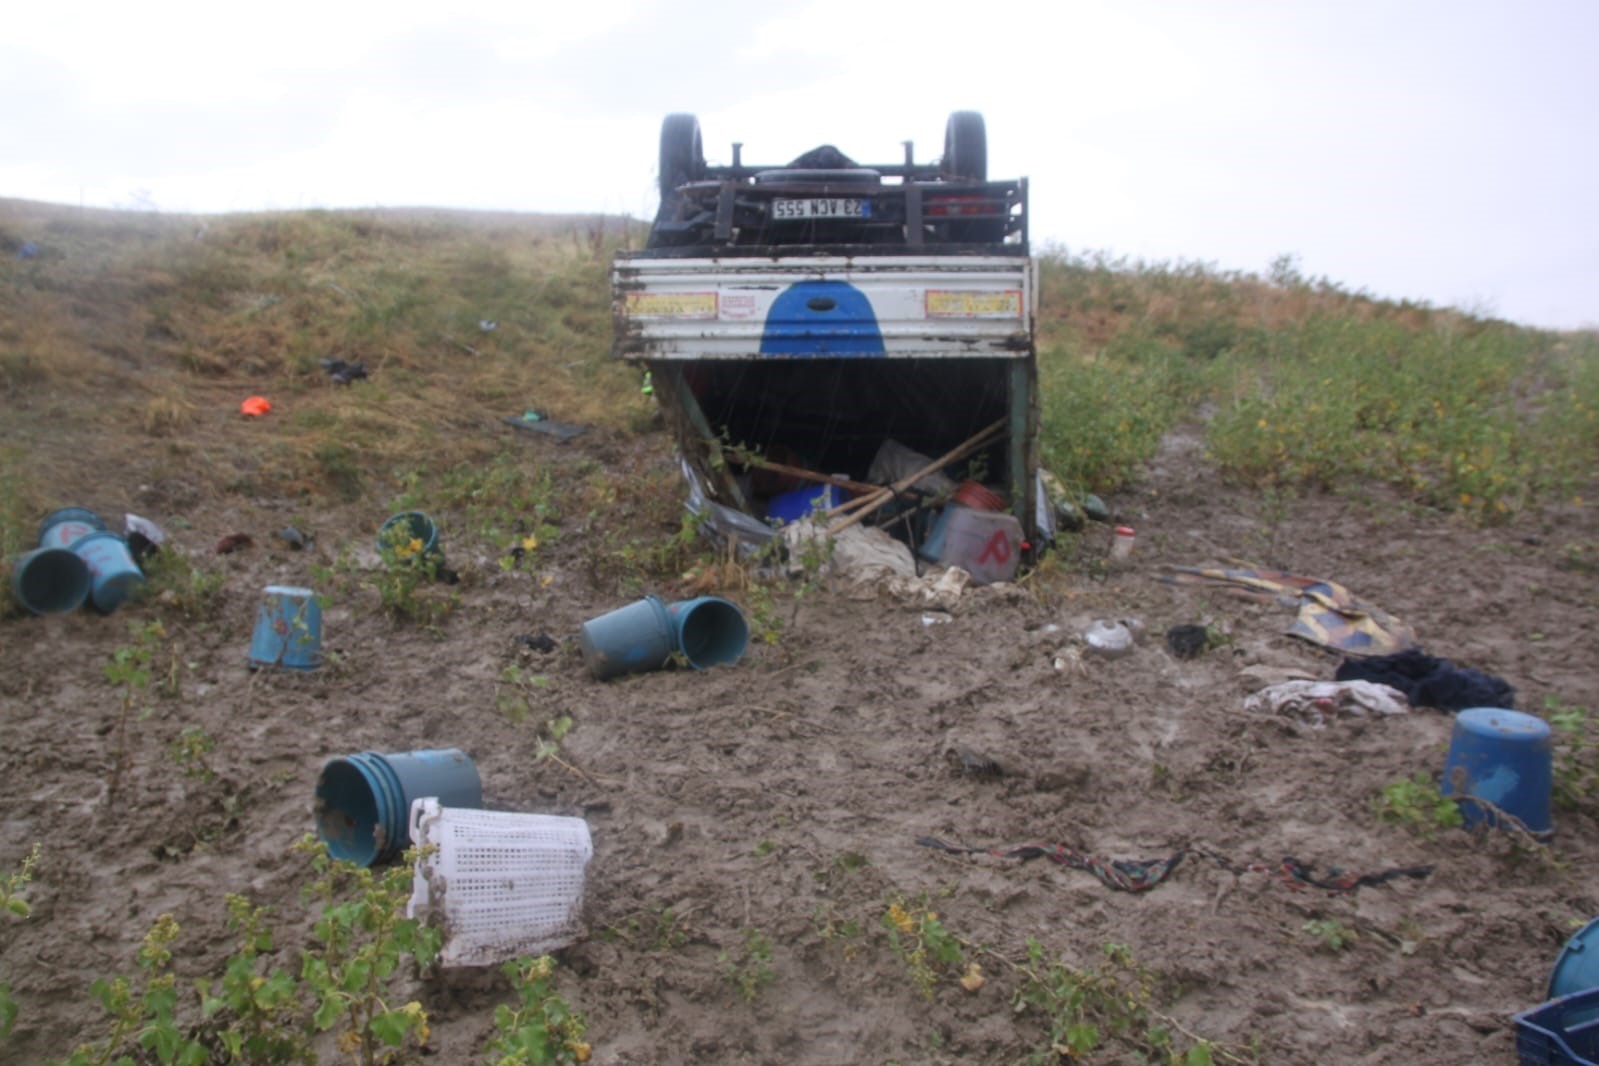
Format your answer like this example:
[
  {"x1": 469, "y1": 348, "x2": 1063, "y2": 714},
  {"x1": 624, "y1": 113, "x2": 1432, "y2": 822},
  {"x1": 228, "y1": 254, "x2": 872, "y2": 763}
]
[{"x1": 925, "y1": 195, "x2": 1006, "y2": 218}]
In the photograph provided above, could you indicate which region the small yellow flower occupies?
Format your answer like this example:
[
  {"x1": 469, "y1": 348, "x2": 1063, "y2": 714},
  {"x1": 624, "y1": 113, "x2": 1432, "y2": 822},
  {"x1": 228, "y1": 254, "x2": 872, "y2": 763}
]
[
  {"x1": 521, "y1": 534, "x2": 539, "y2": 552},
  {"x1": 887, "y1": 903, "x2": 916, "y2": 934},
  {"x1": 568, "y1": 1040, "x2": 592, "y2": 1062}
]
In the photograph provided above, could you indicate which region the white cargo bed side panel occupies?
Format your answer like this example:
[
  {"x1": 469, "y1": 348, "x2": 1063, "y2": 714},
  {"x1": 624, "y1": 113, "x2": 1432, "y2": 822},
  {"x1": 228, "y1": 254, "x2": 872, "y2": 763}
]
[{"x1": 613, "y1": 256, "x2": 1033, "y2": 359}]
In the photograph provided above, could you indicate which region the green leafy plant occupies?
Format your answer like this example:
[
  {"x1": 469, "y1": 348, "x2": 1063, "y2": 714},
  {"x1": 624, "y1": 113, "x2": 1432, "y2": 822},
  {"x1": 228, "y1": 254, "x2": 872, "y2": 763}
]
[
  {"x1": 720, "y1": 926, "x2": 776, "y2": 1003},
  {"x1": 104, "y1": 621, "x2": 166, "y2": 800},
  {"x1": 60, "y1": 913, "x2": 208, "y2": 1066},
  {"x1": 534, "y1": 716, "x2": 574, "y2": 763},
  {"x1": 496, "y1": 664, "x2": 551, "y2": 724},
  {"x1": 293, "y1": 835, "x2": 440, "y2": 1064},
  {"x1": 195, "y1": 895, "x2": 314, "y2": 1063},
  {"x1": 812, "y1": 903, "x2": 862, "y2": 962},
  {"x1": 1374, "y1": 772, "x2": 1463, "y2": 837},
  {"x1": 1549, "y1": 697, "x2": 1597, "y2": 809},
  {"x1": 742, "y1": 581, "x2": 783, "y2": 646},
  {"x1": 1, "y1": 843, "x2": 40, "y2": 1043},
  {"x1": 1013, "y1": 939, "x2": 1237, "y2": 1065},
  {"x1": 881, "y1": 896, "x2": 964, "y2": 1000},
  {"x1": 370, "y1": 519, "x2": 455, "y2": 627},
  {"x1": 141, "y1": 551, "x2": 227, "y2": 621},
  {"x1": 601, "y1": 906, "x2": 688, "y2": 952},
  {"x1": 1301, "y1": 919, "x2": 1358, "y2": 953},
  {"x1": 168, "y1": 726, "x2": 217, "y2": 782},
  {"x1": 482, "y1": 956, "x2": 590, "y2": 1064}
]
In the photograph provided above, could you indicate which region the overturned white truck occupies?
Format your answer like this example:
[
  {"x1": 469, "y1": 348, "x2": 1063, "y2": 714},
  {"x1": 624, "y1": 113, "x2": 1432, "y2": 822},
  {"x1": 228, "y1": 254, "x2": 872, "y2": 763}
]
[{"x1": 612, "y1": 112, "x2": 1045, "y2": 577}]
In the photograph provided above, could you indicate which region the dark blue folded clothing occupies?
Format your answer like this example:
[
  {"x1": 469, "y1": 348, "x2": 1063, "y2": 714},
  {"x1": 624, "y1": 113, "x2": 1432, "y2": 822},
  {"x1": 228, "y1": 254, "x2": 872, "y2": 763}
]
[{"x1": 1334, "y1": 648, "x2": 1515, "y2": 711}]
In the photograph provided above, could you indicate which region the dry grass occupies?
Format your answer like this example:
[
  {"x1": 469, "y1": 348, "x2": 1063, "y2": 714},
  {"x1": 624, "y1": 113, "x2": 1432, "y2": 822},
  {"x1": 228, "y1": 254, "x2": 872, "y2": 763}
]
[{"x1": 0, "y1": 199, "x2": 654, "y2": 527}]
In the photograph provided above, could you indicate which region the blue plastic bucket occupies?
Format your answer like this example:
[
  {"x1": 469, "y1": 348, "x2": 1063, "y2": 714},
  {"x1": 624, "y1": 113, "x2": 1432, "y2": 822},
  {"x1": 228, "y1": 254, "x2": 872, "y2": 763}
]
[
  {"x1": 248, "y1": 585, "x2": 323, "y2": 670},
  {"x1": 38, "y1": 507, "x2": 106, "y2": 550},
  {"x1": 68, "y1": 531, "x2": 145, "y2": 613},
  {"x1": 665, "y1": 597, "x2": 748, "y2": 671},
  {"x1": 10, "y1": 547, "x2": 91, "y2": 615},
  {"x1": 766, "y1": 483, "x2": 845, "y2": 525},
  {"x1": 377, "y1": 511, "x2": 441, "y2": 563},
  {"x1": 315, "y1": 749, "x2": 482, "y2": 867},
  {"x1": 580, "y1": 596, "x2": 675, "y2": 680},
  {"x1": 1550, "y1": 917, "x2": 1599, "y2": 999},
  {"x1": 919, "y1": 504, "x2": 966, "y2": 562},
  {"x1": 1441, "y1": 706, "x2": 1553, "y2": 835}
]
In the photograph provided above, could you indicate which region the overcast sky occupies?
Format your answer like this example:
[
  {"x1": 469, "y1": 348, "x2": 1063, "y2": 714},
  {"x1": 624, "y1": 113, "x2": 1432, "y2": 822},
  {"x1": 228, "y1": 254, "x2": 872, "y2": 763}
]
[{"x1": 4, "y1": 0, "x2": 1594, "y2": 329}]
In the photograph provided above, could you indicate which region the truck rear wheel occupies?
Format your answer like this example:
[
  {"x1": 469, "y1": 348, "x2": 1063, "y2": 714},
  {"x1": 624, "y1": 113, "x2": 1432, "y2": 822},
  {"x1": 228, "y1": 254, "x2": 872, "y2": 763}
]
[
  {"x1": 942, "y1": 111, "x2": 987, "y2": 182},
  {"x1": 659, "y1": 113, "x2": 706, "y2": 199}
]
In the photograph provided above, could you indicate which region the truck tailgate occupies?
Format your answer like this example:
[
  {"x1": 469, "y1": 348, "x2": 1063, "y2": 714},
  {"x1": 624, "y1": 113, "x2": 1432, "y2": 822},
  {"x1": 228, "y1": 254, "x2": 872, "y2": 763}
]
[{"x1": 613, "y1": 255, "x2": 1033, "y2": 360}]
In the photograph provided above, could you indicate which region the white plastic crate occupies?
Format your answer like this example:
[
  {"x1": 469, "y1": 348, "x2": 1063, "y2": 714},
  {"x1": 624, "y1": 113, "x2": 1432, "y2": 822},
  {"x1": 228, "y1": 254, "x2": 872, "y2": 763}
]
[{"x1": 407, "y1": 798, "x2": 593, "y2": 967}]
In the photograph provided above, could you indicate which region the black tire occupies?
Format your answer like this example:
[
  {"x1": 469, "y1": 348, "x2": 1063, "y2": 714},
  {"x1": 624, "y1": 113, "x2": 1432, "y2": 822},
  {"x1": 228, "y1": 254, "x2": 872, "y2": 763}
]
[
  {"x1": 942, "y1": 110, "x2": 987, "y2": 182},
  {"x1": 659, "y1": 113, "x2": 706, "y2": 199}
]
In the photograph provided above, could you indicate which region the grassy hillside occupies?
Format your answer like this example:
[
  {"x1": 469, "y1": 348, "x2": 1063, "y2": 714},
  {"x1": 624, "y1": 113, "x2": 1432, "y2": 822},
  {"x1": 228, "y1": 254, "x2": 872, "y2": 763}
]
[{"x1": 2, "y1": 199, "x2": 1595, "y2": 562}]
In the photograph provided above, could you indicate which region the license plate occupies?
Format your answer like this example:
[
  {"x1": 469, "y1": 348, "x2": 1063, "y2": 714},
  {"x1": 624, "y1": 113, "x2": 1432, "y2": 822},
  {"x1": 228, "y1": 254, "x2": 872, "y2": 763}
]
[{"x1": 772, "y1": 198, "x2": 870, "y2": 220}]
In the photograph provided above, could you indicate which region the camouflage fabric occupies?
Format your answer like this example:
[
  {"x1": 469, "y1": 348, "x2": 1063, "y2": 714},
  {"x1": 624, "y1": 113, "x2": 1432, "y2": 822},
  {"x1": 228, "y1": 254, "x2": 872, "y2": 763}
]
[{"x1": 1160, "y1": 564, "x2": 1416, "y2": 657}]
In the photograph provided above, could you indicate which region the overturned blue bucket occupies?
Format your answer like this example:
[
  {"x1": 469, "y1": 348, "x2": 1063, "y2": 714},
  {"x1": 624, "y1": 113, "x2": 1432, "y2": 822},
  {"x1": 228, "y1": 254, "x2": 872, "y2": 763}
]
[
  {"x1": 666, "y1": 596, "x2": 748, "y2": 671},
  {"x1": 1550, "y1": 917, "x2": 1599, "y2": 999},
  {"x1": 10, "y1": 548, "x2": 91, "y2": 615},
  {"x1": 315, "y1": 749, "x2": 482, "y2": 867},
  {"x1": 580, "y1": 595, "x2": 675, "y2": 680},
  {"x1": 38, "y1": 507, "x2": 107, "y2": 550},
  {"x1": 69, "y1": 531, "x2": 144, "y2": 613},
  {"x1": 248, "y1": 586, "x2": 323, "y2": 671},
  {"x1": 1441, "y1": 706, "x2": 1553, "y2": 836},
  {"x1": 377, "y1": 511, "x2": 441, "y2": 564}
]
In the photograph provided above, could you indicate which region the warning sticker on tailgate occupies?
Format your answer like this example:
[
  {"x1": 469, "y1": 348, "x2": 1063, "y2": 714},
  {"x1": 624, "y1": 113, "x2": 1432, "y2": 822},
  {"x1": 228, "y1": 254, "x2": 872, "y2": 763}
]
[
  {"x1": 925, "y1": 290, "x2": 1022, "y2": 318},
  {"x1": 625, "y1": 292, "x2": 718, "y2": 319}
]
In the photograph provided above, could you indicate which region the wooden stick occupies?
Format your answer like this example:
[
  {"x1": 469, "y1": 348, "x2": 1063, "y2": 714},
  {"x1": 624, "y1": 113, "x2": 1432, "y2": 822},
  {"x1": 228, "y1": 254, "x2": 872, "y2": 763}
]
[
  {"x1": 826, "y1": 418, "x2": 1006, "y2": 535},
  {"x1": 719, "y1": 451, "x2": 906, "y2": 499}
]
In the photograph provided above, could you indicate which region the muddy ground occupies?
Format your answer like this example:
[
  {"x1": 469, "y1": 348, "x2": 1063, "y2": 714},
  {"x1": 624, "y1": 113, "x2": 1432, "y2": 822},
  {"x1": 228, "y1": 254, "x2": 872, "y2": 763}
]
[{"x1": 2, "y1": 406, "x2": 1598, "y2": 1065}]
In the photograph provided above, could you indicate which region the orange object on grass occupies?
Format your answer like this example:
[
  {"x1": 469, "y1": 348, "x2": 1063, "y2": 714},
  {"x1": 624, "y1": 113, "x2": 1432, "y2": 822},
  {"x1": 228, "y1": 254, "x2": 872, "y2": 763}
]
[{"x1": 240, "y1": 396, "x2": 271, "y2": 417}]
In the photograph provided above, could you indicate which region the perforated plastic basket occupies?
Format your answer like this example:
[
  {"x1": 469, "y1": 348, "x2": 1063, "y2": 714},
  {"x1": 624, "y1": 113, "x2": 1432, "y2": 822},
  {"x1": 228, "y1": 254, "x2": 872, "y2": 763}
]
[{"x1": 407, "y1": 798, "x2": 593, "y2": 967}]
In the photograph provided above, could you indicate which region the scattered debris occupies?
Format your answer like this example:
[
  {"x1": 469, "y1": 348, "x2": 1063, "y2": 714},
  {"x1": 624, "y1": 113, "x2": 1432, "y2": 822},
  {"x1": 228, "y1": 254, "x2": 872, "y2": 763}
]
[
  {"x1": 1244, "y1": 680, "x2": 1411, "y2": 728},
  {"x1": 319, "y1": 358, "x2": 368, "y2": 384},
  {"x1": 917, "y1": 836, "x2": 1434, "y2": 896},
  {"x1": 278, "y1": 526, "x2": 312, "y2": 550},
  {"x1": 1335, "y1": 648, "x2": 1516, "y2": 712},
  {"x1": 239, "y1": 396, "x2": 271, "y2": 417},
  {"x1": 124, "y1": 514, "x2": 166, "y2": 567},
  {"x1": 125, "y1": 531, "x2": 160, "y2": 567},
  {"x1": 214, "y1": 533, "x2": 253, "y2": 554},
  {"x1": 518, "y1": 634, "x2": 559, "y2": 653},
  {"x1": 1161, "y1": 563, "x2": 1416, "y2": 656},
  {"x1": 503, "y1": 411, "x2": 588, "y2": 441},
  {"x1": 945, "y1": 743, "x2": 1004, "y2": 779},
  {"x1": 1084, "y1": 620, "x2": 1135, "y2": 658},
  {"x1": 1052, "y1": 647, "x2": 1086, "y2": 676},
  {"x1": 1165, "y1": 623, "x2": 1212, "y2": 660}
]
